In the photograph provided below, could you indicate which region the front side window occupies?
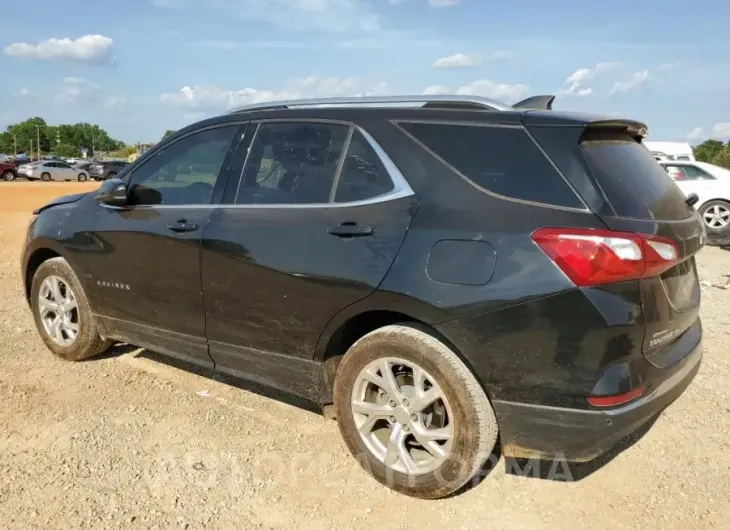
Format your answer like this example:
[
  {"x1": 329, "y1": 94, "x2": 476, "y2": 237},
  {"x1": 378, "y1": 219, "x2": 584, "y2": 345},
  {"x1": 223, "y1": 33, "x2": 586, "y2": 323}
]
[
  {"x1": 684, "y1": 165, "x2": 715, "y2": 180},
  {"x1": 127, "y1": 126, "x2": 237, "y2": 206},
  {"x1": 236, "y1": 122, "x2": 349, "y2": 205}
]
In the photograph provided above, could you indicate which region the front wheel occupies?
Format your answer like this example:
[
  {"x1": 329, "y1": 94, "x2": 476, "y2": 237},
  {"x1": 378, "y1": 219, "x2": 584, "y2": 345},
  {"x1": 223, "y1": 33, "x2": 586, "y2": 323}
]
[
  {"x1": 30, "y1": 257, "x2": 112, "y2": 361},
  {"x1": 77, "y1": 173, "x2": 88, "y2": 182},
  {"x1": 334, "y1": 324, "x2": 498, "y2": 499},
  {"x1": 2, "y1": 170, "x2": 15, "y2": 181},
  {"x1": 41, "y1": 172, "x2": 52, "y2": 181}
]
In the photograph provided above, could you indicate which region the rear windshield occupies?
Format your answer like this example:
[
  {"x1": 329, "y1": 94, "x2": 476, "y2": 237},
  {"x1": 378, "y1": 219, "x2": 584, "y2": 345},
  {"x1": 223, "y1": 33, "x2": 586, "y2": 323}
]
[{"x1": 581, "y1": 135, "x2": 693, "y2": 220}]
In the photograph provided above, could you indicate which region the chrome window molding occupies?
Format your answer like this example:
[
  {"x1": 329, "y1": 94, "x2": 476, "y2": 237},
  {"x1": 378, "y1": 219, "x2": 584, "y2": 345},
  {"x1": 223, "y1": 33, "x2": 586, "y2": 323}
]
[{"x1": 109, "y1": 121, "x2": 415, "y2": 211}]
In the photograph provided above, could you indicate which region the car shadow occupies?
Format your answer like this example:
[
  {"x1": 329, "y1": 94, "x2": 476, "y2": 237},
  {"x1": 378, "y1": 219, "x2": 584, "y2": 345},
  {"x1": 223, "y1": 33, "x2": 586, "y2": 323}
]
[{"x1": 81, "y1": 342, "x2": 140, "y2": 361}]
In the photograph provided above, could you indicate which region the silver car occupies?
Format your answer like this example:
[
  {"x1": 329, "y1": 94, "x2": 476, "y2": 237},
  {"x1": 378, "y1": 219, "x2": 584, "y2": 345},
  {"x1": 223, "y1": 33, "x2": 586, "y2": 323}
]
[{"x1": 19, "y1": 161, "x2": 90, "y2": 182}]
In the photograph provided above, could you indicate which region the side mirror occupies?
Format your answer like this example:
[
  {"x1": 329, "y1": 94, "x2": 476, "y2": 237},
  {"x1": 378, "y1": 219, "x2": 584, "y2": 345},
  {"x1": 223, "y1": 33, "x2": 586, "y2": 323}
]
[
  {"x1": 686, "y1": 192, "x2": 700, "y2": 208},
  {"x1": 96, "y1": 178, "x2": 128, "y2": 206}
]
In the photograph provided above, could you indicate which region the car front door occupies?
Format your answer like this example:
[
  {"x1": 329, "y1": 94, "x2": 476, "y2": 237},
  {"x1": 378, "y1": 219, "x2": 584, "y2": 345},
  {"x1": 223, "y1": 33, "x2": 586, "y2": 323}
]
[
  {"x1": 200, "y1": 120, "x2": 417, "y2": 398},
  {"x1": 68, "y1": 124, "x2": 243, "y2": 368}
]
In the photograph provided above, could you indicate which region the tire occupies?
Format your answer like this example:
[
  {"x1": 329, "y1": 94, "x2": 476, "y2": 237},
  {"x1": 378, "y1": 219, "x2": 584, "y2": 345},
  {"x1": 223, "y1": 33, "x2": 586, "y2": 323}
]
[
  {"x1": 77, "y1": 173, "x2": 88, "y2": 182},
  {"x1": 2, "y1": 170, "x2": 15, "y2": 181},
  {"x1": 30, "y1": 257, "x2": 112, "y2": 361},
  {"x1": 699, "y1": 200, "x2": 730, "y2": 236},
  {"x1": 333, "y1": 324, "x2": 498, "y2": 499},
  {"x1": 41, "y1": 172, "x2": 52, "y2": 182},
  {"x1": 107, "y1": 172, "x2": 116, "y2": 179}
]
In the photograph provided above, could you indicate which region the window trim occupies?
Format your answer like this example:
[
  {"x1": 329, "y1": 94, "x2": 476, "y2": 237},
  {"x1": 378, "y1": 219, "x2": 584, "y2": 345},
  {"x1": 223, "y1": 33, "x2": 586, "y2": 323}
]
[
  {"x1": 392, "y1": 119, "x2": 591, "y2": 213},
  {"x1": 228, "y1": 118, "x2": 414, "y2": 210}
]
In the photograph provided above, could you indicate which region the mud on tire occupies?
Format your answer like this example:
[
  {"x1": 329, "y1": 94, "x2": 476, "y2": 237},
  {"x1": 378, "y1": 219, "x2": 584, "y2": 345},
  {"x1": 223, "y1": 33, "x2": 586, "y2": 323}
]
[
  {"x1": 333, "y1": 324, "x2": 498, "y2": 499},
  {"x1": 30, "y1": 257, "x2": 112, "y2": 361}
]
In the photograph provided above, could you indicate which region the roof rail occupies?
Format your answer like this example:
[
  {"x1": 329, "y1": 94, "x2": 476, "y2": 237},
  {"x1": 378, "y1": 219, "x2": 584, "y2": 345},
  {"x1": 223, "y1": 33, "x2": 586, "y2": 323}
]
[
  {"x1": 512, "y1": 95, "x2": 556, "y2": 110},
  {"x1": 226, "y1": 94, "x2": 513, "y2": 114}
]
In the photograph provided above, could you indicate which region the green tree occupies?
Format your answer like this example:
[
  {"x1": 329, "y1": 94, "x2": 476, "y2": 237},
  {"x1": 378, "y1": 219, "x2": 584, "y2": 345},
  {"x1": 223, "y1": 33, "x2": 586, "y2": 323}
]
[
  {"x1": 108, "y1": 145, "x2": 137, "y2": 159},
  {"x1": 162, "y1": 129, "x2": 176, "y2": 140},
  {"x1": 693, "y1": 139, "x2": 725, "y2": 163},
  {"x1": 711, "y1": 147, "x2": 730, "y2": 170},
  {"x1": 51, "y1": 144, "x2": 80, "y2": 158}
]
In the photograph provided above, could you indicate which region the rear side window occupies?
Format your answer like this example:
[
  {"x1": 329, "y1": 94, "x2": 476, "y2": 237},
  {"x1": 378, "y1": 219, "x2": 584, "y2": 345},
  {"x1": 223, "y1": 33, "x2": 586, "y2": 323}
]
[
  {"x1": 398, "y1": 122, "x2": 583, "y2": 209},
  {"x1": 580, "y1": 135, "x2": 693, "y2": 220},
  {"x1": 334, "y1": 131, "x2": 394, "y2": 203}
]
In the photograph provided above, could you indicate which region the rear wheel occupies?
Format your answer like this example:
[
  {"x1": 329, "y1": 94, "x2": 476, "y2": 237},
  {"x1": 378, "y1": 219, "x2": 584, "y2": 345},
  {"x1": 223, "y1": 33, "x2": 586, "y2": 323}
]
[
  {"x1": 2, "y1": 170, "x2": 15, "y2": 181},
  {"x1": 30, "y1": 257, "x2": 112, "y2": 361},
  {"x1": 77, "y1": 173, "x2": 88, "y2": 182},
  {"x1": 107, "y1": 172, "x2": 116, "y2": 179},
  {"x1": 699, "y1": 200, "x2": 730, "y2": 234},
  {"x1": 334, "y1": 324, "x2": 498, "y2": 499}
]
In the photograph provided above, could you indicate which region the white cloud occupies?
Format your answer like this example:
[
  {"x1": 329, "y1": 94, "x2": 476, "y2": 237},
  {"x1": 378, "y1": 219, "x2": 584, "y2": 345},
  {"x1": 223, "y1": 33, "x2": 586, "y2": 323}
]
[
  {"x1": 14, "y1": 88, "x2": 34, "y2": 97},
  {"x1": 659, "y1": 62, "x2": 681, "y2": 72},
  {"x1": 685, "y1": 127, "x2": 705, "y2": 141},
  {"x1": 151, "y1": 0, "x2": 380, "y2": 33},
  {"x1": 160, "y1": 76, "x2": 389, "y2": 110},
  {"x1": 433, "y1": 53, "x2": 478, "y2": 68},
  {"x1": 422, "y1": 84, "x2": 450, "y2": 95},
  {"x1": 422, "y1": 80, "x2": 529, "y2": 103},
  {"x1": 712, "y1": 123, "x2": 730, "y2": 140},
  {"x1": 3, "y1": 35, "x2": 115, "y2": 65},
  {"x1": 55, "y1": 77, "x2": 103, "y2": 104},
  {"x1": 609, "y1": 69, "x2": 649, "y2": 95},
  {"x1": 559, "y1": 62, "x2": 620, "y2": 97},
  {"x1": 429, "y1": 0, "x2": 459, "y2": 6}
]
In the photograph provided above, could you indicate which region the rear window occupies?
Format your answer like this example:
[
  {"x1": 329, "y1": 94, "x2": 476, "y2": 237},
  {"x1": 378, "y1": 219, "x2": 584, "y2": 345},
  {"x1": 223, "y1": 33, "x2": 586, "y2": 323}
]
[
  {"x1": 398, "y1": 122, "x2": 584, "y2": 209},
  {"x1": 580, "y1": 135, "x2": 693, "y2": 220}
]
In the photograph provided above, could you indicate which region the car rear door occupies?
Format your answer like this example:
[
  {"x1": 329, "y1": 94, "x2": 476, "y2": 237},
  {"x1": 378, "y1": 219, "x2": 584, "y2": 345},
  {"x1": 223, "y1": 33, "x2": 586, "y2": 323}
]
[{"x1": 200, "y1": 120, "x2": 417, "y2": 394}]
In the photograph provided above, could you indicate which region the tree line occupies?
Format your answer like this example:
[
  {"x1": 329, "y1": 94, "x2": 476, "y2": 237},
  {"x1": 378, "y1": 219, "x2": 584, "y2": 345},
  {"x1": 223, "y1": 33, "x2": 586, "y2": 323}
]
[
  {"x1": 0, "y1": 117, "x2": 126, "y2": 159},
  {"x1": 693, "y1": 139, "x2": 730, "y2": 169}
]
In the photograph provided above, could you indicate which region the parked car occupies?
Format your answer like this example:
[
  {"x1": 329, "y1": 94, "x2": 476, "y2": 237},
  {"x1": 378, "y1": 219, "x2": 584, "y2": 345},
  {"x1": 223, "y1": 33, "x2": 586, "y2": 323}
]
[
  {"x1": 660, "y1": 161, "x2": 730, "y2": 241},
  {"x1": 18, "y1": 160, "x2": 90, "y2": 181},
  {"x1": 88, "y1": 160, "x2": 129, "y2": 180},
  {"x1": 21, "y1": 94, "x2": 704, "y2": 499},
  {"x1": 1, "y1": 161, "x2": 18, "y2": 181}
]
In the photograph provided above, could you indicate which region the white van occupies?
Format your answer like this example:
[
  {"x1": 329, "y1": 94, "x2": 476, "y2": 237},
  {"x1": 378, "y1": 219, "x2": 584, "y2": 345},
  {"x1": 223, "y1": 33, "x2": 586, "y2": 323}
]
[{"x1": 644, "y1": 141, "x2": 696, "y2": 162}]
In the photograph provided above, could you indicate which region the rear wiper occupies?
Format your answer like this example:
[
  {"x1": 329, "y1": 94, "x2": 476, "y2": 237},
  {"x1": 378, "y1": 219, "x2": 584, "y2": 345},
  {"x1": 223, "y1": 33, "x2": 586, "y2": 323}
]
[{"x1": 686, "y1": 193, "x2": 700, "y2": 207}]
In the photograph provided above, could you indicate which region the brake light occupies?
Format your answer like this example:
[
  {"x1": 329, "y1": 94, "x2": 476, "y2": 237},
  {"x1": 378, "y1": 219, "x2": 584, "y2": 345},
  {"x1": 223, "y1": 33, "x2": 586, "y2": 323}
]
[
  {"x1": 587, "y1": 385, "x2": 647, "y2": 407},
  {"x1": 531, "y1": 228, "x2": 680, "y2": 287}
]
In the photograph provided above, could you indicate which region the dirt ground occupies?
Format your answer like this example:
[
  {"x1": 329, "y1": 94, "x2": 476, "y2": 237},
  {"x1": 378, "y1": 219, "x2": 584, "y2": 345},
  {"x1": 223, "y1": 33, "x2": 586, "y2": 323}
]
[{"x1": 1, "y1": 182, "x2": 729, "y2": 529}]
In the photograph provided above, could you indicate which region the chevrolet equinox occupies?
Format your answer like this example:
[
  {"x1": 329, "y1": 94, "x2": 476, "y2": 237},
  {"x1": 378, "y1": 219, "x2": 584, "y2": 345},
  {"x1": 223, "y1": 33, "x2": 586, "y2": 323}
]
[{"x1": 21, "y1": 94, "x2": 704, "y2": 499}]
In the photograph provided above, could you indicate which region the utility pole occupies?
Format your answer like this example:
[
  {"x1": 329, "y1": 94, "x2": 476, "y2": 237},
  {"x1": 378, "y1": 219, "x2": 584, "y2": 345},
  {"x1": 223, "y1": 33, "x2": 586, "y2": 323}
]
[
  {"x1": 30, "y1": 139, "x2": 33, "y2": 160},
  {"x1": 13, "y1": 134, "x2": 17, "y2": 157},
  {"x1": 36, "y1": 125, "x2": 41, "y2": 159}
]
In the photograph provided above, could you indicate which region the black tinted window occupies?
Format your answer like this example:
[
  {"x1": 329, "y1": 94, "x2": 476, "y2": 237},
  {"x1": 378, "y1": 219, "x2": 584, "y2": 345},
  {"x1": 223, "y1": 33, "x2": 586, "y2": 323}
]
[
  {"x1": 581, "y1": 137, "x2": 693, "y2": 220},
  {"x1": 334, "y1": 131, "x2": 394, "y2": 203},
  {"x1": 236, "y1": 122, "x2": 348, "y2": 205},
  {"x1": 399, "y1": 122, "x2": 583, "y2": 208},
  {"x1": 128, "y1": 126, "x2": 236, "y2": 206}
]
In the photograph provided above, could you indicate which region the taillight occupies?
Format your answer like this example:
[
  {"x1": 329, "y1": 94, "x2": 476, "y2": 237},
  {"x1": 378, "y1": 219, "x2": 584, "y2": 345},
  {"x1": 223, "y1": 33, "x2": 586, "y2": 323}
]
[
  {"x1": 586, "y1": 385, "x2": 647, "y2": 407},
  {"x1": 531, "y1": 227, "x2": 680, "y2": 287}
]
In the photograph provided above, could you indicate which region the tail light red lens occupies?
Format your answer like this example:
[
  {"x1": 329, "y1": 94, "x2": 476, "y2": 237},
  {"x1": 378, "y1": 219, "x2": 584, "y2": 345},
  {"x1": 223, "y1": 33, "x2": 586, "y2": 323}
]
[
  {"x1": 531, "y1": 228, "x2": 680, "y2": 287},
  {"x1": 587, "y1": 385, "x2": 647, "y2": 407}
]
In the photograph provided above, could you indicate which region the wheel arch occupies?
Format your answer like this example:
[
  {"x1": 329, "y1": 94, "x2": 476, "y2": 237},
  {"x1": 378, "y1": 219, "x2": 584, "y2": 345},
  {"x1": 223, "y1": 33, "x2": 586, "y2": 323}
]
[
  {"x1": 314, "y1": 304, "x2": 490, "y2": 407},
  {"x1": 23, "y1": 239, "x2": 85, "y2": 304}
]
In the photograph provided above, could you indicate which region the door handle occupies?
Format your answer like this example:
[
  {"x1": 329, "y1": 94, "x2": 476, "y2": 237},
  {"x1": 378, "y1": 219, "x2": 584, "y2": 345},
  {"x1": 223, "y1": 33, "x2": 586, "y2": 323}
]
[
  {"x1": 166, "y1": 220, "x2": 199, "y2": 233},
  {"x1": 328, "y1": 222, "x2": 374, "y2": 238}
]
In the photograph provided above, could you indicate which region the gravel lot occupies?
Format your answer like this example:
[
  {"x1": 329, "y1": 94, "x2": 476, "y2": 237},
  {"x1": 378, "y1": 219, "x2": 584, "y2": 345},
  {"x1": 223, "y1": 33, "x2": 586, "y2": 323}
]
[{"x1": 1, "y1": 182, "x2": 729, "y2": 529}]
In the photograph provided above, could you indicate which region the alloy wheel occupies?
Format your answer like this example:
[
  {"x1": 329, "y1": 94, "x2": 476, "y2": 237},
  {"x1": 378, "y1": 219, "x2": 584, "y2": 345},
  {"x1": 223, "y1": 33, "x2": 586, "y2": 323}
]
[
  {"x1": 703, "y1": 204, "x2": 730, "y2": 229},
  {"x1": 38, "y1": 275, "x2": 79, "y2": 347},
  {"x1": 350, "y1": 357, "x2": 454, "y2": 476}
]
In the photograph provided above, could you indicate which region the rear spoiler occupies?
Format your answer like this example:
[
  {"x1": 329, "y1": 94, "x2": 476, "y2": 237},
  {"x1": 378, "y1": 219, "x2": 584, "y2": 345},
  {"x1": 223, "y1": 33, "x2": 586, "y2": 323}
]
[{"x1": 512, "y1": 95, "x2": 555, "y2": 110}]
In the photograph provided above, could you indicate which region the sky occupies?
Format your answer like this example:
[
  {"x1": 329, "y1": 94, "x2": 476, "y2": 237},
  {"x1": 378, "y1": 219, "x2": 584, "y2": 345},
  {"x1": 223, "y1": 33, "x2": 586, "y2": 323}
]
[{"x1": 1, "y1": 0, "x2": 729, "y2": 145}]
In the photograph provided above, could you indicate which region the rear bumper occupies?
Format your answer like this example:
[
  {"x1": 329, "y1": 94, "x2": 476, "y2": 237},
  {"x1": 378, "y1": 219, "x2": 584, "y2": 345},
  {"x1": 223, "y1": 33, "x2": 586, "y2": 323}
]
[{"x1": 493, "y1": 337, "x2": 702, "y2": 461}]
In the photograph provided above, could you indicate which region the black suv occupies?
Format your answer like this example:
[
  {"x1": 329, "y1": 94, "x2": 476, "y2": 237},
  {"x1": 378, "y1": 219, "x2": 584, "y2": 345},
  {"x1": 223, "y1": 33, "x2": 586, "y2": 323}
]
[
  {"x1": 88, "y1": 160, "x2": 128, "y2": 180},
  {"x1": 21, "y1": 95, "x2": 704, "y2": 499}
]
